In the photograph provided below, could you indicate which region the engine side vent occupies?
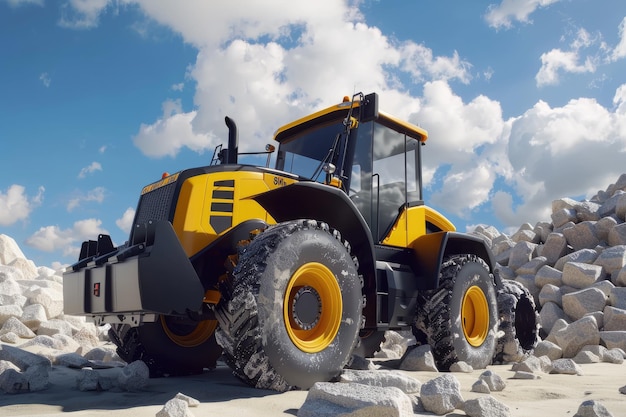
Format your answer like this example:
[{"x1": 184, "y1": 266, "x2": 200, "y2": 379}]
[{"x1": 210, "y1": 179, "x2": 234, "y2": 233}]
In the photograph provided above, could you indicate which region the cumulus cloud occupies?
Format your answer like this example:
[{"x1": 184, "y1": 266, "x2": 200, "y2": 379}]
[
  {"x1": 58, "y1": 0, "x2": 110, "y2": 29},
  {"x1": 128, "y1": 1, "x2": 473, "y2": 157},
  {"x1": 485, "y1": 0, "x2": 561, "y2": 30},
  {"x1": 0, "y1": 185, "x2": 44, "y2": 226},
  {"x1": 78, "y1": 161, "x2": 102, "y2": 178},
  {"x1": 133, "y1": 99, "x2": 217, "y2": 158},
  {"x1": 536, "y1": 28, "x2": 599, "y2": 87},
  {"x1": 26, "y1": 218, "x2": 107, "y2": 258},
  {"x1": 116, "y1": 207, "x2": 135, "y2": 233},
  {"x1": 499, "y1": 89, "x2": 626, "y2": 225},
  {"x1": 67, "y1": 186, "x2": 106, "y2": 211}
]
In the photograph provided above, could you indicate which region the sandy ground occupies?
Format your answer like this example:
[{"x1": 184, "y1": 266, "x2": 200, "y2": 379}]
[{"x1": 0, "y1": 352, "x2": 625, "y2": 417}]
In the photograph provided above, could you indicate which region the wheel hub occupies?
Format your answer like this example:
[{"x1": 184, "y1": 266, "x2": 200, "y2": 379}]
[
  {"x1": 461, "y1": 285, "x2": 489, "y2": 347},
  {"x1": 291, "y1": 287, "x2": 322, "y2": 330}
]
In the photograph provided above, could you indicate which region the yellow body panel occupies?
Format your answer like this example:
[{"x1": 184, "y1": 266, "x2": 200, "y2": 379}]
[
  {"x1": 382, "y1": 205, "x2": 456, "y2": 248},
  {"x1": 172, "y1": 170, "x2": 297, "y2": 258}
]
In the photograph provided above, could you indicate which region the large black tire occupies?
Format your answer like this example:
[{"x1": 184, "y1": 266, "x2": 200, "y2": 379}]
[
  {"x1": 413, "y1": 254, "x2": 498, "y2": 371},
  {"x1": 214, "y1": 220, "x2": 363, "y2": 391},
  {"x1": 493, "y1": 279, "x2": 540, "y2": 364},
  {"x1": 108, "y1": 316, "x2": 221, "y2": 377}
]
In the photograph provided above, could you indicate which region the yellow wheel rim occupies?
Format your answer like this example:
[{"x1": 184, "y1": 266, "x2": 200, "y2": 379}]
[
  {"x1": 283, "y1": 262, "x2": 342, "y2": 353},
  {"x1": 461, "y1": 285, "x2": 489, "y2": 347},
  {"x1": 161, "y1": 316, "x2": 218, "y2": 348}
]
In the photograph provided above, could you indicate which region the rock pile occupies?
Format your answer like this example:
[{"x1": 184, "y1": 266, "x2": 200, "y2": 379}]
[
  {"x1": 0, "y1": 233, "x2": 136, "y2": 393},
  {"x1": 472, "y1": 173, "x2": 626, "y2": 359}
]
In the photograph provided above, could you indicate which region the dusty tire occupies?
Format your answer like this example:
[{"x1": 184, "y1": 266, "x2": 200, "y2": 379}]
[
  {"x1": 493, "y1": 279, "x2": 540, "y2": 364},
  {"x1": 215, "y1": 220, "x2": 363, "y2": 391},
  {"x1": 108, "y1": 316, "x2": 221, "y2": 376},
  {"x1": 413, "y1": 254, "x2": 498, "y2": 371}
]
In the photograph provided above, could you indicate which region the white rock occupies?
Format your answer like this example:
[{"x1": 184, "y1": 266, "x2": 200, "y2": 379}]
[
  {"x1": 599, "y1": 331, "x2": 626, "y2": 351},
  {"x1": 0, "y1": 304, "x2": 23, "y2": 327},
  {"x1": 553, "y1": 316, "x2": 600, "y2": 358},
  {"x1": 420, "y1": 374, "x2": 464, "y2": 415},
  {"x1": 574, "y1": 399, "x2": 615, "y2": 417},
  {"x1": 0, "y1": 368, "x2": 29, "y2": 393},
  {"x1": 118, "y1": 360, "x2": 149, "y2": 391},
  {"x1": 25, "y1": 286, "x2": 64, "y2": 319},
  {"x1": 156, "y1": 398, "x2": 195, "y2": 417},
  {"x1": 562, "y1": 288, "x2": 607, "y2": 321},
  {"x1": 463, "y1": 396, "x2": 511, "y2": 417},
  {"x1": 479, "y1": 370, "x2": 506, "y2": 391},
  {"x1": 298, "y1": 382, "x2": 414, "y2": 417},
  {"x1": 399, "y1": 344, "x2": 438, "y2": 372},
  {"x1": 562, "y1": 262, "x2": 605, "y2": 289},
  {"x1": 0, "y1": 235, "x2": 28, "y2": 266},
  {"x1": 550, "y1": 358, "x2": 584, "y2": 375},
  {"x1": 20, "y1": 303, "x2": 48, "y2": 331},
  {"x1": 340, "y1": 369, "x2": 421, "y2": 394},
  {"x1": 604, "y1": 306, "x2": 626, "y2": 331},
  {"x1": 533, "y1": 340, "x2": 562, "y2": 360},
  {"x1": 174, "y1": 392, "x2": 200, "y2": 407},
  {"x1": 0, "y1": 316, "x2": 36, "y2": 339}
]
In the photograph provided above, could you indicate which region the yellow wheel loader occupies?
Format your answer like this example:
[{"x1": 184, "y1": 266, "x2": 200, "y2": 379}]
[{"x1": 63, "y1": 93, "x2": 539, "y2": 391}]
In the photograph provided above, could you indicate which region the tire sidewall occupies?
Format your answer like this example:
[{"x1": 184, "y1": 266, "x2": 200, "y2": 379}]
[
  {"x1": 256, "y1": 226, "x2": 362, "y2": 389},
  {"x1": 448, "y1": 260, "x2": 498, "y2": 369}
]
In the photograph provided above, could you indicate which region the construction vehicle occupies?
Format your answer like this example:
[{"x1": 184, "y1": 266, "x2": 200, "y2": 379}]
[{"x1": 63, "y1": 93, "x2": 539, "y2": 391}]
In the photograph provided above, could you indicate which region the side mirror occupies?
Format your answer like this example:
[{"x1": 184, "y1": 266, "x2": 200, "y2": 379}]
[{"x1": 360, "y1": 92, "x2": 378, "y2": 122}]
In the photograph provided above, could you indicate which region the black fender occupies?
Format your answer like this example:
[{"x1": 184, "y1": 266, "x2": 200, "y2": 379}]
[
  {"x1": 252, "y1": 181, "x2": 376, "y2": 292},
  {"x1": 413, "y1": 231, "x2": 501, "y2": 291}
]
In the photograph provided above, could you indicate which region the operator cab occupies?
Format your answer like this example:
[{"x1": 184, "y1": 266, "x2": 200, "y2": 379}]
[{"x1": 273, "y1": 93, "x2": 428, "y2": 243}]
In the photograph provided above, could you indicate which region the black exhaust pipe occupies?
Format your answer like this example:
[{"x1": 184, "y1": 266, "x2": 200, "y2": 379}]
[{"x1": 225, "y1": 116, "x2": 239, "y2": 164}]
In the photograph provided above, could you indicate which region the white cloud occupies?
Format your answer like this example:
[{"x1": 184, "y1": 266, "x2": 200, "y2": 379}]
[
  {"x1": 485, "y1": 0, "x2": 561, "y2": 30},
  {"x1": 98, "y1": 145, "x2": 107, "y2": 153},
  {"x1": 26, "y1": 218, "x2": 107, "y2": 258},
  {"x1": 67, "y1": 187, "x2": 106, "y2": 211},
  {"x1": 610, "y1": 17, "x2": 626, "y2": 62},
  {"x1": 171, "y1": 83, "x2": 184, "y2": 92},
  {"x1": 78, "y1": 161, "x2": 102, "y2": 178},
  {"x1": 499, "y1": 88, "x2": 626, "y2": 226},
  {"x1": 399, "y1": 43, "x2": 472, "y2": 84},
  {"x1": 127, "y1": 1, "x2": 473, "y2": 157},
  {"x1": 58, "y1": 0, "x2": 110, "y2": 29},
  {"x1": 133, "y1": 99, "x2": 217, "y2": 158},
  {"x1": 536, "y1": 49, "x2": 596, "y2": 86},
  {"x1": 536, "y1": 28, "x2": 600, "y2": 87},
  {"x1": 39, "y1": 72, "x2": 51, "y2": 87},
  {"x1": 116, "y1": 207, "x2": 135, "y2": 233},
  {"x1": 0, "y1": 185, "x2": 44, "y2": 226}
]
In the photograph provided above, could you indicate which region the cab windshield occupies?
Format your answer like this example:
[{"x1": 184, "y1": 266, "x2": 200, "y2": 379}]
[{"x1": 275, "y1": 121, "x2": 347, "y2": 183}]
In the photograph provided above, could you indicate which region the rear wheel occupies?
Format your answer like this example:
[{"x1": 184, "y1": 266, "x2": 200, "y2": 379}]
[
  {"x1": 413, "y1": 255, "x2": 498, "y2": 371},
  {"x1": 108, "y1": 316, "x2": 221, "y2": 376},
  {"x1": 214, "y1": 220, "x2": 363, "y2": 391},
  {"x1": 493, "y1": 279, "x2": 540, "y2": 364}
]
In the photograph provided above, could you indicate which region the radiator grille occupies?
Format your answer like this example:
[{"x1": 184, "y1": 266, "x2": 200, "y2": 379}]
[{"x1": 131, "y1": 181, "x2": 177, "y2": 239}]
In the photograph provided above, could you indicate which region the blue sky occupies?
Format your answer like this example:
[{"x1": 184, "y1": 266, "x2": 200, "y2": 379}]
[{"x1": 2, "y1": 0, "x2": 626, "y2": 270}]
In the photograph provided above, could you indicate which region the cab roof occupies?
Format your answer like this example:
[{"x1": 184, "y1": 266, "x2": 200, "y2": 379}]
[{"x1": 273, "y1": 96, "x2": 428, "y2": 144}]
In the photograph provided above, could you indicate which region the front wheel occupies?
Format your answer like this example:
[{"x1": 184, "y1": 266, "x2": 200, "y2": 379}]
[
  {"x1": 413, "y1": 255, "x2": 498, "y2": 371},
  {"x1": 215, "y1": 220, "x2": 363, "y2": 391},
  {"x1": 108, "y1": 315, "x2": 221, "y2": 376}
]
